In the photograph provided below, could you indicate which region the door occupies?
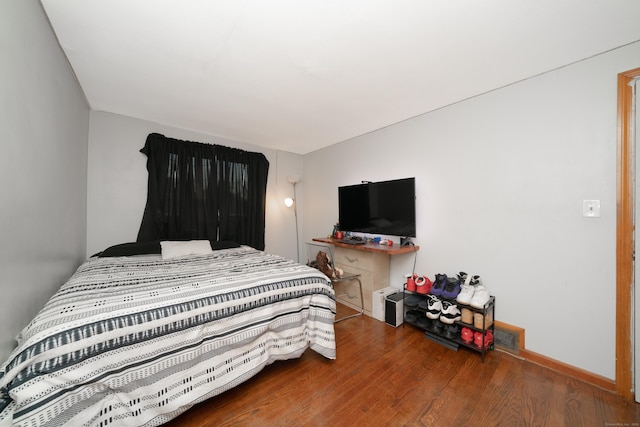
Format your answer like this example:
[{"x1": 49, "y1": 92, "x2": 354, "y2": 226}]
[
  {"x1": 633, "y1": 76, "x2": 640, "y2": 402},
  {"x1": 617, "y1": 68, "x2": 640, "y2": 400}
]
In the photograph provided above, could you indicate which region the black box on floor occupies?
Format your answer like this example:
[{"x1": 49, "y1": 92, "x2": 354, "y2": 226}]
[{"x1": 385, "y1": 292, "x2": 404, "y2": 327}]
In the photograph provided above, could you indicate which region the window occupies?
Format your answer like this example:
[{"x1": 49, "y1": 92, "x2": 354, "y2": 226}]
[{"x1": 137, "y1": 133, "x2": 269, "y2": 250}]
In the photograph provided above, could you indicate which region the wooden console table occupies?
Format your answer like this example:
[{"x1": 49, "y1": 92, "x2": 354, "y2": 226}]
[{"x1": 312, "y1": 237, "x2": 419, "y2": 317}]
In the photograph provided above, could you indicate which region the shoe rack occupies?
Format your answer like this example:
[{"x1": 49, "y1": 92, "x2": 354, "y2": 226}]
[{"x1": 403, "y1": 287, "x2": 495, "y2": 363}]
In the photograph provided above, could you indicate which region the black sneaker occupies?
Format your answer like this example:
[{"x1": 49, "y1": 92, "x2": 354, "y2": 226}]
[
  {"x1": 404, "y1": 294, "x2": 422, "y2": 308},
  {"x1": 405, "y1": 310, "x2": 420, "y2": 324},
  {"x1": 417, "y1": 315, "x2": 430, "y2": 329},
  {"x1": 432, "y1": 320, "x2": 444, "y2": 334},
  {"x1": 443, "y1": 324, "x2": 460, "y2": 340}
]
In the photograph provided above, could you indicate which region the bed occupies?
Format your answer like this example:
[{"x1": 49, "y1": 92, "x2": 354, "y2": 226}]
[{"x1": 0, "y1": 241, "x2": 336, "y2": 426}]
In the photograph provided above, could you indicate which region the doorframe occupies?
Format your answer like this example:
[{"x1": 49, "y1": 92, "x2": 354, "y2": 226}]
[{"x1": 616, "y1": 67, "x2": 640, "y2": 399}]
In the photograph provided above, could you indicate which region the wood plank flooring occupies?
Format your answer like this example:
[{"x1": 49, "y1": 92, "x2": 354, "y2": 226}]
[{"x1": 164, "y1": 307, "x2": 640, "y2": 426}]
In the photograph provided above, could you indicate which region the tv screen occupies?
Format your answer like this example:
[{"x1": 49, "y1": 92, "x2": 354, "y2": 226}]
[{"x1": 338, "y1": 177, "x2": 416, "y2": 237}]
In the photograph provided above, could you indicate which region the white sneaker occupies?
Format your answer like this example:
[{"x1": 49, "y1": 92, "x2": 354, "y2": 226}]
[
  {"x1": 469, "y1": 275, "x2": 482, "y2": 287},
  {"x1": 456, "y1": 283, "x2": 475, "y2": 305},
  {"x1": 469, "y1": 285, "x2": 490, "y2": 309},
  {"x1": 440, "y1": 300, "x2": 461, "y2": 324},
  {"x1": 426, "y1": 295, "x2": 442, "y2": 319},
  {"x1": 456, "y1": 274, "x2": 480, "y2": 305}
]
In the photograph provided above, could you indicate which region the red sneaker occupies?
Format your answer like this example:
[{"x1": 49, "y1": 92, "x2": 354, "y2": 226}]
[
  {"x1": 473, "y1": 330, "x2": 494, "y2": 349},
  {"x1": 406, "y1": 274, "x2": 417, "y2": 292},
  {"x1": 461, "y1": 327, "x2": 474, "y2": 343},
  {"x1": 415, "y1": 276, "x2": 433, "y2": 294}
]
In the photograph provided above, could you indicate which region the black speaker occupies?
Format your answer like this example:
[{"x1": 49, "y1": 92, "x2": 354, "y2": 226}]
[{"x1": 385, "y1": 292, "x2": 404, "y2": 327}]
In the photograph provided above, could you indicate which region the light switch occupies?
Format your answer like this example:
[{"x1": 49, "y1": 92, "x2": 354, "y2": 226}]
[{"x1": 583, "y1": 200, "x2": 601, "y2": 218}]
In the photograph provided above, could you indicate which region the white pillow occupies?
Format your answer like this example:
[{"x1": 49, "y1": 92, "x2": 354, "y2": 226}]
[{"x1": 160, "y1": 240, "x2": 213, "y2": 259}]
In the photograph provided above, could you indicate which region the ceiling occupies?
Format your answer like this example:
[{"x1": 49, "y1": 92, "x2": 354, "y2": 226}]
[{"x1": 41, "y1": 1, "x2": 640, "y2": 155}]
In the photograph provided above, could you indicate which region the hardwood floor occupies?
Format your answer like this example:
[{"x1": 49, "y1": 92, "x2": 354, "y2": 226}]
[{"x1": 165, "y1": 307, "x2": 640, "y2": 426}]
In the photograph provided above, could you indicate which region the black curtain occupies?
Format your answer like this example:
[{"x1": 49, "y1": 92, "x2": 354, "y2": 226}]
[{"x1": 137, "y1": 133, "x2": 269, "y2": 250}]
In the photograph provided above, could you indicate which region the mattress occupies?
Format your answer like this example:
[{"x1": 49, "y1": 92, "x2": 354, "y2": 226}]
[{"x1": 0, "y1": 245, "x2": 336, "y2": 426}]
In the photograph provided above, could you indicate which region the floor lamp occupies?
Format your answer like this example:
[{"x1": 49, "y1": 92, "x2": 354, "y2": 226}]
[{"x1": 284, "y1": 176, "x2": 300, "y2": 262}]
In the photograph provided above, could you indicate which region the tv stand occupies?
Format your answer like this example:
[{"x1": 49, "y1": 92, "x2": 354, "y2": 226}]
[{"x1": 312, "y1": 237, "x2": 419, "y2": 317}]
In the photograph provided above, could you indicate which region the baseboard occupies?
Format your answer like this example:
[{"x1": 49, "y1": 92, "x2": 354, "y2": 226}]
[
  {"x1": 520, "y1": 349, "x2": 615, "y2": 392},
  {"x1": 494, "y1": 321, "x2": 616, "y2": 393}
]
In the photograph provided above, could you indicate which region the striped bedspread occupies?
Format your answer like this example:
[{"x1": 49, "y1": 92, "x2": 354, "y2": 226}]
[{"x1": 0, "y1": 246, "x2": 336, "y2": 426}]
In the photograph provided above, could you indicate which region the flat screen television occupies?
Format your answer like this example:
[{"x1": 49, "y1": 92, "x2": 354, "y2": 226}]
[{"x1": 338, "y1": 177, "x2": 416, "y2": 238}]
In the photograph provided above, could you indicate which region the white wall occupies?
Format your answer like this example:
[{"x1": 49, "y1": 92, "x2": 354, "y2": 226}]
[
  {"x1": 87, "y1": 112, "x2": 303, "y2": 260},
  {"x1": 0, "y1": 2, "x2": 89, "y2": 362},
  {"x1": 303, "y1": 41, "x2": 640, "y2": 379}
]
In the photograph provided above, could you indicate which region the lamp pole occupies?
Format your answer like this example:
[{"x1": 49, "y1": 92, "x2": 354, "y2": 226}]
[{"x1": 292, "y1": 181, "x2": 299, "y2": 263}]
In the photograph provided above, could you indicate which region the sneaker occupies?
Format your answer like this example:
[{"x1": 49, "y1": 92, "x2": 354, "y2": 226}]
[
  {"x1": 423, "y1": 318, "x2": 435, "y2": 330},
  {"x1": 404, "y1": 294, "x2": 422, "y2": 308},
  {"x1": 442, "y1": 277, "x2": 461, "y2": 299},
  {"x1": 443, "y1": 324, "x2": 460, "y2": 340},
  {"x1": 431, "y1": 320, "x2": 444, "y2": 334},
  {"x1": 405, "y1": 274, "x2": 417, "y2": 292},
  {"x1": 439, "y1": 300, "x2": 461, "y2": 324},
  {"x1": 469, "y1": 285, "x2": 491, "y2": 309},
  {"x1": 469, "y1": 275, "x2": 482, "y2": 287},
  {"x1": 474, "y1": 330, "x2": 494, "y2": 349},
  {"x1": 460, "y1": 326, "x2": 474, "y2": 343},
  {"x1": 456, "y1": 275, "x2": 476, "y2": 305},
  {"x1": 430, "y1": 274, "x2": 447, "y2": 296},
  {"x1": 456, "y1": 284, "x2": 474, "y2": 305},
  {"x1": 415, "y1": 276, "x2": 433, "y2": 295},
  {"x1": 460, "y1": 307, "x2": 473, "y2": 324},
  {"x1": 426, "y1": 295, "x2": 442, "y2": 319},
  {"x1": 417, "y1": 315, "x2": 430, "y2": 329},
  {"x1": 404, "y1": 310, "x2": 420, "y2": 324}
]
